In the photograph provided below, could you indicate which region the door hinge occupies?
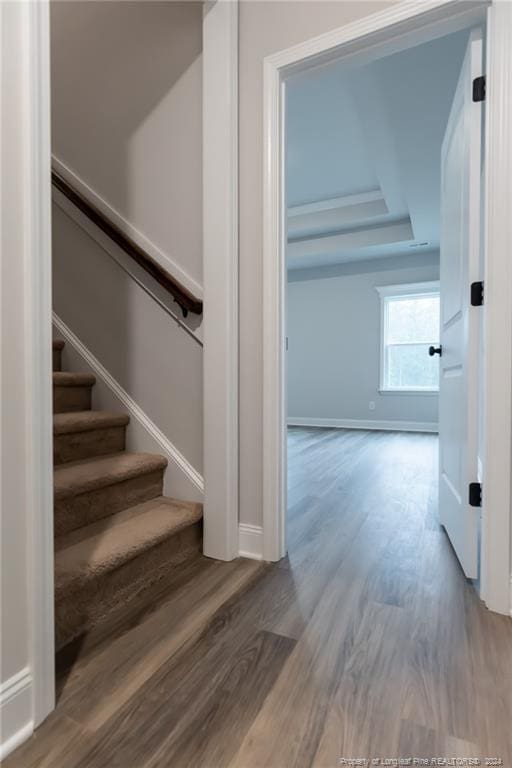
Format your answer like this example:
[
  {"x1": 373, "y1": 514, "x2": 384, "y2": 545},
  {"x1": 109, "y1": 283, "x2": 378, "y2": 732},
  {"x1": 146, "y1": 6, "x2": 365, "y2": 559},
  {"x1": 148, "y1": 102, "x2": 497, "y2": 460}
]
[
  {"x1": 472, "y1": 75, "x2": 486, "y2": 102},
  {"x1": 471, "y1": 281, "x2": 484, "y2": 306},
  {"x1": 469, "y1": 482, "x2": 482, "y2": 508}
]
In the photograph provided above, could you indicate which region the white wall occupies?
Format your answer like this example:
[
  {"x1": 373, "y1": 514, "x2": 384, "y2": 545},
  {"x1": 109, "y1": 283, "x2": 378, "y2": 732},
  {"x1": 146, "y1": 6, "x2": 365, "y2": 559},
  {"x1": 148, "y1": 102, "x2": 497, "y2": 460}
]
[
  {"x1": 52, "y1": 204, "x2": 203, "y2": 476},
  {"x1": 50, "y1": 1, "x2": 204, "y2": 487},
  {"x1": 287, "y1": 253, "x2": 440, "y2": 428},
  {"x1": 239, "y1": 0, "x2": 397, "y2": 528},
  {"x1": 51, "y1": 0, "x2": 203, "y2": 289},
  {"x1": 1, "y1": 1, "x2": 53, "y2": 755}
]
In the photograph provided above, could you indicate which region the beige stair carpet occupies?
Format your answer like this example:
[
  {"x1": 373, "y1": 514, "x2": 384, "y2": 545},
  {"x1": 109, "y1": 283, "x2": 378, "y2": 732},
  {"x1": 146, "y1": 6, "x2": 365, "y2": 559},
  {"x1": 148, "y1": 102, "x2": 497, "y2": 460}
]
[
  {"x1": 53, "y1": 410, "x2": 130, "y2": 464},
  {"x1": 51, "y1": 338, "x2": 203, "y2": 649},
  {"x1": 55, "y1": 497, "x2": 202, "y2": 648}
]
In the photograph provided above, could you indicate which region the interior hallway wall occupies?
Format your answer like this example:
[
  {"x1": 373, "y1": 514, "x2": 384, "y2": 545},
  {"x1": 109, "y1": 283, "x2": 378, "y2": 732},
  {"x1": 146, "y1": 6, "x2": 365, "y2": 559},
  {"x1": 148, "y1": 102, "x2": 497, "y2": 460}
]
[
  {"x1": 239, "y1": 0, "x2": 398, "y2": 528},
  {"x1": 50, "y1": 1, "x2": 204, "y2": 481},
  {"x1": 51, "y1": 0, "x2": 203, "y2": 287},
  {"x1": 287, "y1": 253, "x2": 440, "y2": 428},
  {"x1": 52, "y1": 206, "x2": 203, "y2": 475}
]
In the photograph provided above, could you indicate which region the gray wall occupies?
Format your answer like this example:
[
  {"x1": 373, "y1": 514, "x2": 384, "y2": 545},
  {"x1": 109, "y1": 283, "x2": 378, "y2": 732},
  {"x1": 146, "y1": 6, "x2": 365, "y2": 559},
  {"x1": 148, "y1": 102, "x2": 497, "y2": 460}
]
[
  {"x1": 51, "y1": 0, "x2": 203, "y2": 286},
  {"x1": 287, "y1": 253, "x2": 440, "y2": 426},
  {"x1": 52, "y1": 206, "x2": 203, "y2": 473},
  {"x1": 50, "y1": 1, "x2": 203, "y2": 479},
  {"x1": 239, "y1": 0, "x2": 396, "y2": 528}
]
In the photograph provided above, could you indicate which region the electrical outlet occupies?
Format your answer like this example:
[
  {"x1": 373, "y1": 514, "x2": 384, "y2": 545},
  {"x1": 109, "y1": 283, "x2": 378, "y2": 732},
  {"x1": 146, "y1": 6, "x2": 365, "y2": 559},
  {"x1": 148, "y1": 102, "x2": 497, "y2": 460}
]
[{"x1": 369, "y1": 401, "x2": 376, "y2": 411}]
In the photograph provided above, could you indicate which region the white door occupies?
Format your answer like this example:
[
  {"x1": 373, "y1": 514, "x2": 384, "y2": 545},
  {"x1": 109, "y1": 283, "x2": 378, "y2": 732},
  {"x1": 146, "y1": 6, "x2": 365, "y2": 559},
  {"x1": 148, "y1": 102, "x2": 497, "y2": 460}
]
[{"x1": 438, "y1": 29, "x2": 483, "y2": 578}]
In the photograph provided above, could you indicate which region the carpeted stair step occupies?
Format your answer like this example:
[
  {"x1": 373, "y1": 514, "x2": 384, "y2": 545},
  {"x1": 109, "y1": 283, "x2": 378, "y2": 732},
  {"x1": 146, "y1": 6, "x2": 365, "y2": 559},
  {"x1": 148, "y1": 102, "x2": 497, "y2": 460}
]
[
  {"x1": 54, "y1": 452, "x2": 168, "y2": 536},
  {"x1": 54, "y1": 496, "x2": 203, "y2": 648},
  {"x1": 53, "y1": 371, "x2": 96, "y2": 413},
  {"x1": 53, "y1": 339, "x2": 65, "y2": 372},
  {"x1": 54, "y1": 410, "x2": 130, "y2": 465}
]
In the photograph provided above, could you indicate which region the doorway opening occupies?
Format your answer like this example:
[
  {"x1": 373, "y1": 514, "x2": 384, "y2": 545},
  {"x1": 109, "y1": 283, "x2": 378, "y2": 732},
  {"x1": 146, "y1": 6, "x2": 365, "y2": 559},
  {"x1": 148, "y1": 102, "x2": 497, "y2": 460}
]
[
  {"x1": 285, "y1": 24, "x2": 483, "y2": 592},
  {"x1": 261, "y1": 1, "x2": 511, "y2": 617}
]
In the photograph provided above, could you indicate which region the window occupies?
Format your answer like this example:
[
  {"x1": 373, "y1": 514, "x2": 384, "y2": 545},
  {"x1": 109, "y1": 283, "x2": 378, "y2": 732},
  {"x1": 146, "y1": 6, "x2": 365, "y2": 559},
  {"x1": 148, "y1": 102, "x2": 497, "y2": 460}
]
[{"x1": 376, "y1": 282, "x2": 440, "y2": 393}]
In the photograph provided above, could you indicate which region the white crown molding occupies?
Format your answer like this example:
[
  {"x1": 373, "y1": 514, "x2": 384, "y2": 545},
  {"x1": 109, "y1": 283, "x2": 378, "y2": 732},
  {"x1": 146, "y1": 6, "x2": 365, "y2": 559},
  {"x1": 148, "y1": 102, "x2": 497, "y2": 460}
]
[
  {"x1": 375, "y1": 279, "x2": 440, "y2": 297},
  {"x1": 287, "y1": 199, "x2": 389, "y2": 241},
  {"x1": 239, "y1": 524, "x2": 264, "y2": 561},
  {"x1": 53, "y1": 313, "x2": 204, "y2": 496},
  {"x1": 288, "y1": 189, "x2": 385, "y2": 217},
  {"x1": 287, "y1": 218, "x2": 414, "y2": 261},
  {"x1": 51, "y1": 155, "x2": 203, "y2": 302},
  {"x1": 265, "y1": 0, "x2": 488, "y2": 73},
  {"x1": 0, "y1": 668, "x2": 33, "y2": 760},
  {"x1": 288, "y1": 417, "x2": 438, "y2": 433}
]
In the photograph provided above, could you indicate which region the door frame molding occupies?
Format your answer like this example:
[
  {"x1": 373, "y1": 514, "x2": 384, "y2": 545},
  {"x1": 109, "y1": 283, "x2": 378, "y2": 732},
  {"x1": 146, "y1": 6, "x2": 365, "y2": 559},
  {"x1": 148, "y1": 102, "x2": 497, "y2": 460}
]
[
  {"x1": 262, "y1": 0, "x2": 512, "y2": 615},
  {"x1": 202, "y1": 0, "x2": 240, "y2": 561},
  {"x1": 480, "y1": 0, "x2": 512, "y2": 612},
  {"x1": 21, "y1": 0, "x2": 55, "y2": 733}
]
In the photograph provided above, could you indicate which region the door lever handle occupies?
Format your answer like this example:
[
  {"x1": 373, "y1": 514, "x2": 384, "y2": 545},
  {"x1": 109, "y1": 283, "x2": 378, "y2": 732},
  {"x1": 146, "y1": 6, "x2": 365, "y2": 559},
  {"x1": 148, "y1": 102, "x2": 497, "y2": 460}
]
[{"x1": 429, "y1": 345, "x2": 442, "y2": 357}]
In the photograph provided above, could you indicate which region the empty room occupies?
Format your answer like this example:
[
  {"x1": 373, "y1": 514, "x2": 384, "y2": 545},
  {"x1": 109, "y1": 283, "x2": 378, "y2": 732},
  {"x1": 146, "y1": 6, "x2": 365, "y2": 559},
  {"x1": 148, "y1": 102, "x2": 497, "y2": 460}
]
[{"x1": 285, "y1": 28, "x2": 486, "y2": 640}]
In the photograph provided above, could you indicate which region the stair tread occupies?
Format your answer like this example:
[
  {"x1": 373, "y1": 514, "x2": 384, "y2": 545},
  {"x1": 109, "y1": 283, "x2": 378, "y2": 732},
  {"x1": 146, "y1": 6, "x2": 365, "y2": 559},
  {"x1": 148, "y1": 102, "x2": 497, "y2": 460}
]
[
  {"x1": 53, "y1": 339, "x2": 65, "y2": 350},
  {"x1": 53, "y1": 371, "x2": 96, "y2": 387},
  {"x1": 55, "y1": 496, "x2": 202, "y2": 594},
  {"x1": 54, "y1": 451, "x2": 168, "y2": 499},
  {"x1": 54, "y1": 410, "x2": 129, "y2": 435}
]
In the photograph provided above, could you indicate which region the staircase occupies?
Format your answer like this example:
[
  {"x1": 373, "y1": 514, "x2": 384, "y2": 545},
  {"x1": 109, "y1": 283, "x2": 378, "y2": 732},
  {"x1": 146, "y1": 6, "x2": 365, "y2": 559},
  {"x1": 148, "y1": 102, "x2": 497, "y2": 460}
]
[{"x1": 52, "y1": 339, "x2": 203, "y2": 649}]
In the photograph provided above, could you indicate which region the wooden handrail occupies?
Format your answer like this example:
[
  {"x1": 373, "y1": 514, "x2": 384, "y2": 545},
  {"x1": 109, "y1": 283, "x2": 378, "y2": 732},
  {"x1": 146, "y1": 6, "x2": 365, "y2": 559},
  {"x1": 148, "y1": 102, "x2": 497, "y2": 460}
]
[{"x1": 51, "y1": 171, "x2": 203, "y2": 317}]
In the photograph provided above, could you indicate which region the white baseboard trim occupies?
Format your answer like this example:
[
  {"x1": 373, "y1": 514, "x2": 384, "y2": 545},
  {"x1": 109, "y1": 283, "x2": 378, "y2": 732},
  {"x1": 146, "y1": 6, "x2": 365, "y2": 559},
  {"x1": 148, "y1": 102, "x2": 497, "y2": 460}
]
[
  {"x1": 239, "y1": 524, "x2": 264, "y2": 560},
  {"x1": 52, "y1": 155, "x2": 203, "y2": 302},
  {"x1": 288, "y1": 417, "x2": 438, "y2": 433},
  {"x1": 53, "y1": 312, "x2": 204, "y2": 498},
  {"x1": 0, "y1": 668, "x2": 33, "y2": 760}
]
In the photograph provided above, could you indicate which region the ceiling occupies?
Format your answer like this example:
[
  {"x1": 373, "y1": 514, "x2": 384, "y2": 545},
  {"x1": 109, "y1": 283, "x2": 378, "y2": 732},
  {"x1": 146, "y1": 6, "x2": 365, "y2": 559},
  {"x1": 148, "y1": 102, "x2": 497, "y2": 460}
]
[{"x1": 285, "y1": 28, "x2": 471, "y2": 271}]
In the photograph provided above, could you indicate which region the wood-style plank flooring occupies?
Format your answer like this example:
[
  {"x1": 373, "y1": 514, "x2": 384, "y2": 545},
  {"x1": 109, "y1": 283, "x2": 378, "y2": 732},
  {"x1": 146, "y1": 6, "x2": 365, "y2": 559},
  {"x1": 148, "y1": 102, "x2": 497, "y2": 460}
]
[{"x1": 6, "y1": 428, "x2": 512, "y2": 767}]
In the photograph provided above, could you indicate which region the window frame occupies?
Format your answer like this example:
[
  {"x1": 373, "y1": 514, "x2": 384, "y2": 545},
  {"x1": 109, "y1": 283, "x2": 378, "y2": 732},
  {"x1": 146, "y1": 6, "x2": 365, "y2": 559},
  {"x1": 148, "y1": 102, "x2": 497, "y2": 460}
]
[{"x1": 376, "y1": 280, "x2": 440, "y2": 395}]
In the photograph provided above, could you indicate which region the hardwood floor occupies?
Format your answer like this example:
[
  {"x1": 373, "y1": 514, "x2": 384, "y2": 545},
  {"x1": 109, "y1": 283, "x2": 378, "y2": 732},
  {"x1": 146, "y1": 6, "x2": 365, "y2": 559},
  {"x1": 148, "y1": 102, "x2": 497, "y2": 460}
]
[{"x1": 6, "y1": 428, "x2": 512, "y2": 767}]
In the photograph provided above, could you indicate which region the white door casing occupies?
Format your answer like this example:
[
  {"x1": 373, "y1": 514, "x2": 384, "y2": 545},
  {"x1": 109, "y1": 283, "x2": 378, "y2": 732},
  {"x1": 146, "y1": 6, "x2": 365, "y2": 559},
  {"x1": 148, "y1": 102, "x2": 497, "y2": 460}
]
[
  {"x1": 263, "y1": 0, "x2": 512, "y2": 614},
  {"x1": 439, "y1": 28, "x2": 483, "y2": 578},
  {"x1": 203, "y1": 0, "x2": 239, "y2": 561}
]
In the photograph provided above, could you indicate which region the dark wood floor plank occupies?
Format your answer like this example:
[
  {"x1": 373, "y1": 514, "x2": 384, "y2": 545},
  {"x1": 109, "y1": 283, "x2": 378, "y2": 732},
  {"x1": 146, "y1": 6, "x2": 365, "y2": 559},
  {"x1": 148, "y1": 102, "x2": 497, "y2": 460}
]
[
  {"x1": 228, "y1": 490, "x2": 411, "y2": 766},
  {"x1": 65, "y1": 574, "x2": 282, "y2": 768},
  {"x1": 312, "y1": 601, "x2": 409, "y2": 765},
  {"x1": 58, "y1": 556, "x2": 262, "y2": 732},
  {"x1": 396, "y1": 720, "x2": 477, "y2": 757},
  {"x1": 6, "y1": 428, "x2": 512, "y2": 768},
  {"x1": 145, "y1": 630, "x2": 296, "y2": 768}
]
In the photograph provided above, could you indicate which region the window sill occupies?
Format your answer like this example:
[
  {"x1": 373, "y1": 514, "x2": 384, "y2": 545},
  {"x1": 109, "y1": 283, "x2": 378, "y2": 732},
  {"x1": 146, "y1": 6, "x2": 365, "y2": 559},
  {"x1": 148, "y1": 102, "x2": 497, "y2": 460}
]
[{"x1": 379, "y1": 388, "x2": 439, "y2": 396}]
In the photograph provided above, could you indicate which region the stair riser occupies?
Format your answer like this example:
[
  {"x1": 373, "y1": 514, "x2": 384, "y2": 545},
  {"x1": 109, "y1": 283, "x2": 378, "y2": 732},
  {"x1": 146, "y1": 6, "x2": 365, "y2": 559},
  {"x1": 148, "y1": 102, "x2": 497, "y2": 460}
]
[
  {"x1": 54, "y1": 385, "x2": 92, "y2": 414},
  {"x1": 54, "y1": 427, "x2": 126, "y2": 465},
  {"x1": 53, "y1": 348, "x2": 62, "y2": 372},
  {"x1": 55, "y1": 469, "x2": 165, "y2": 536},
  {"x1": 55, "y1": 522, "x2": 202, "y2": 649}
]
